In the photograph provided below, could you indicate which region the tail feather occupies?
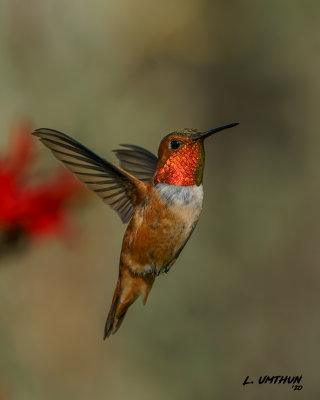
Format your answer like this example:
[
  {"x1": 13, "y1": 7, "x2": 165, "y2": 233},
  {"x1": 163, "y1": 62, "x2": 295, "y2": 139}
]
[
  {"x1": 104, "y1": 267, "x2": 155, "y2": 339},
  {"x1": 104, "y1": 278, "x2": 121, "y2": 338}
]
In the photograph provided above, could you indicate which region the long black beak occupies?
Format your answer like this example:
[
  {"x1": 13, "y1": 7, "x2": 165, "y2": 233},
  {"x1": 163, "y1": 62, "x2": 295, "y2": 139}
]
[{"x1": 194, "y1": 122, "x2": 239, "y2": 140}]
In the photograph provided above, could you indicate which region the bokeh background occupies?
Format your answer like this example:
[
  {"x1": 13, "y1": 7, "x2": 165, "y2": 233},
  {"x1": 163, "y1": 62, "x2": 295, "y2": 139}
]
[{"x1": 0, "y1": 0, "x2": 319, "y2": 399}]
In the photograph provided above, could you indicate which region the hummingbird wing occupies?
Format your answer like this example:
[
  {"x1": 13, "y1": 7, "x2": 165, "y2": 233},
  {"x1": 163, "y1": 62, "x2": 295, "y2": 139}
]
[
  {"x1": 113, "y1": 144, "x2": 158, "y2": 182},
  {"x1": 33, "y1": 128, "x2": 147, "y2": 223}
]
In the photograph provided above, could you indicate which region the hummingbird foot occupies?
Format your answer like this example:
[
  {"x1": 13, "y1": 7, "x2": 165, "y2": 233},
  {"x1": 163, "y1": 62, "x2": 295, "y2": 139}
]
[
  {"x1": 126, "y1": 262, "x2": 169, "y2": 277},
  {"x1": 154, "y1": 266, "x2": 171, "y2": 276}
]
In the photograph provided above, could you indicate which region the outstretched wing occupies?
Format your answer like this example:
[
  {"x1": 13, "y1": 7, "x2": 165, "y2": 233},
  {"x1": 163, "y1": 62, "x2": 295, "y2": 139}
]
[
  {"x1": 113, "y1": 144, "x2": 158, "y2": 182},
  {"x1": 32, "y1": 128, "x2": 146, "y2": 224}
]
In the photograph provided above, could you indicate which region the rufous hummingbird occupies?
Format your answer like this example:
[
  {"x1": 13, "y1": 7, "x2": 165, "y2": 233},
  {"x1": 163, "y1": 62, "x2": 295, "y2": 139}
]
[{"x1": 33, "y1": 122, "x2": 238, "y2": 338}]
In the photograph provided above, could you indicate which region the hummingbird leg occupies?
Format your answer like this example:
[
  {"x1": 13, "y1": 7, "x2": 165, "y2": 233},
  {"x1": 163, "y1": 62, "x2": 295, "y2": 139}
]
[
  {"x1": 151, "y1": 262, "x2": 159, "y2": 276},
  {"x1": 127, "y1": 264, "x2": 155, "y2": 277}
]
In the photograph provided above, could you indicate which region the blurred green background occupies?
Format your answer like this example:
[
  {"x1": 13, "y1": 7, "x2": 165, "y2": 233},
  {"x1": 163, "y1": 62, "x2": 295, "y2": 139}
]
[{"x1": 0, "y1": 0, "x2": 319, "y2": 399}]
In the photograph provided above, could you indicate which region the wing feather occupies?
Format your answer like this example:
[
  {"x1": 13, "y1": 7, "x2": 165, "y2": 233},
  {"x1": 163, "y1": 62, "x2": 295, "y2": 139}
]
[
  {"x1": 32, "y1": 128, "x2": 146, "y2": 223},
  {"x1": 113, "y1": 144, "x2": 158, "y2": 182}
]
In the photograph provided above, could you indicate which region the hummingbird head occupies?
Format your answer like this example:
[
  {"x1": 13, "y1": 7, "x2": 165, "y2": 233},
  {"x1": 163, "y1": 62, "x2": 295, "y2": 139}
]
[{"x1": 154, "y1": 123, "x2": 238, "y2": 186}]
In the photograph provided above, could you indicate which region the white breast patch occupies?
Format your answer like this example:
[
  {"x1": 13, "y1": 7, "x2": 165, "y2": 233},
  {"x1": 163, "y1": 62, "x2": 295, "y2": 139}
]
[{"x1": 155, "y1": 183, "x2": 204, "y2": 208}]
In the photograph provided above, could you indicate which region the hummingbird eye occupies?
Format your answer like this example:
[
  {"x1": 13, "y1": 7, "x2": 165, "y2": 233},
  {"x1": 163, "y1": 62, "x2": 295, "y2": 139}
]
[{"x1": 170, "y1": 140, "x2": 181, "y2": 150}]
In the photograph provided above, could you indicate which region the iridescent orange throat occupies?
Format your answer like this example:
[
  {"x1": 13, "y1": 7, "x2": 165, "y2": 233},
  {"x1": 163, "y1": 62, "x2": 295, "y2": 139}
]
[{"x1": 155, "y1": 142, "x2": 204, "y2": 186}]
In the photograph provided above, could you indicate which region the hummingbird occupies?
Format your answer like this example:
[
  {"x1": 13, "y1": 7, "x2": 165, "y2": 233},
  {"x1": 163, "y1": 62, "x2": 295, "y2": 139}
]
[{"x1": 32, "y1": 122, "x2": 238, "y2": 338}]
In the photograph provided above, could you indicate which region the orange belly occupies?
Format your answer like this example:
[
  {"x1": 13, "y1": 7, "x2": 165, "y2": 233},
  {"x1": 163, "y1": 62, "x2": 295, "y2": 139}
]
[{"x1": 120, "y1": 184, "x2": 203, "y2": 274}]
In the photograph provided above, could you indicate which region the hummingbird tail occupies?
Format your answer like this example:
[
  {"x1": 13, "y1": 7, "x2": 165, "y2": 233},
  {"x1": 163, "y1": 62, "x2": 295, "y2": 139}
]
[{"x1": 104, "y1": 267, "x2": 155, "y2": 339}]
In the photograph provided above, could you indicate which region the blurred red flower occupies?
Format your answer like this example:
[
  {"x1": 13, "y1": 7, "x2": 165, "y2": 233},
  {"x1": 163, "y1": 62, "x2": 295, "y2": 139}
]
[{"x1": 0, "y1": 122, "x2": 82, "y2": 248}]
